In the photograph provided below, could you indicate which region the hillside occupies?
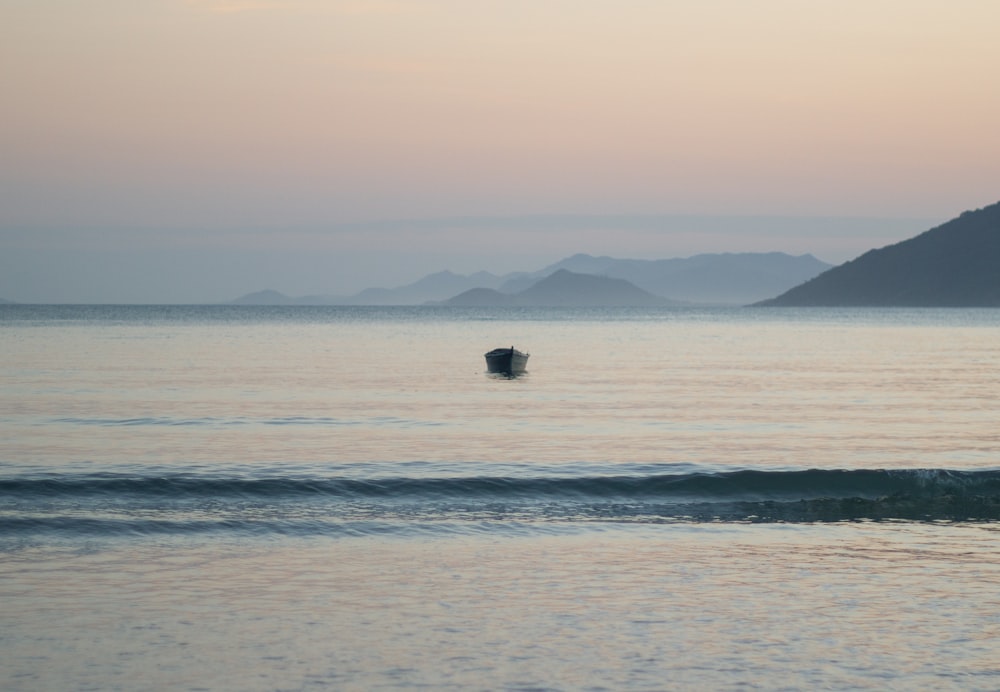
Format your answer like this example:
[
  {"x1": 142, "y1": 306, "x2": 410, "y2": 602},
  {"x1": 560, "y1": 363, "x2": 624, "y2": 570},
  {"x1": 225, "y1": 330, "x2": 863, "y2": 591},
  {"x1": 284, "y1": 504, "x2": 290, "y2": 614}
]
[
  {"x1": 756, "y1": 201, "x2": 1000, "y2": 306},
  {"x1": 446, "y1": 269, "x2": 670, "y2": 306},
  {"x1": 443, "y1": 287, "x2": 516, "y2": 306},
  {"x1": 517, "y1": 269, "x2": 669, "y2": 306}
]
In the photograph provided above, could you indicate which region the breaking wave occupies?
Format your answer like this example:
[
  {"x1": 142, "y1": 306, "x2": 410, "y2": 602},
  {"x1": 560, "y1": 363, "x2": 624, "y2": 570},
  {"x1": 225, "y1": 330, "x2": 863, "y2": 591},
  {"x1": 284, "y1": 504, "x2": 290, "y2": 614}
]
[{"x1": 3, "y1": 468, "x2": 1000, "y2": 540}]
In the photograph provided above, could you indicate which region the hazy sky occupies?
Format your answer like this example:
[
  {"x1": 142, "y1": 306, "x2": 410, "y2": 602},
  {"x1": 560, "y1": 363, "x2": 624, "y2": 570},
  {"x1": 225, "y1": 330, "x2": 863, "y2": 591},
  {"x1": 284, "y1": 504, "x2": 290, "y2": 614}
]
[{"x1": 2, "y1": 0, "x2": 998, "y2": 302}]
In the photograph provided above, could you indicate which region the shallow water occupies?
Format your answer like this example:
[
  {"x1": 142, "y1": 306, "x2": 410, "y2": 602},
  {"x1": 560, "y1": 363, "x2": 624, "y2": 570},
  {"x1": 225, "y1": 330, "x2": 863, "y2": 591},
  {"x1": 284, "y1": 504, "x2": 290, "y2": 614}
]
[{"x1": 2, "y1": 305, "x2": 999, "y2": 690}]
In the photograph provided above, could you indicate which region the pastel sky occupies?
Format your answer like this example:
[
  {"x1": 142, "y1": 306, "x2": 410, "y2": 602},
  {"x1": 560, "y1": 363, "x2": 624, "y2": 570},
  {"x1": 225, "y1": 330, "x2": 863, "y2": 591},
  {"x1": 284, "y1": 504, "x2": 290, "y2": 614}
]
[{"x1": 2, "y1": 0, "x2": 998, "y2": 302}]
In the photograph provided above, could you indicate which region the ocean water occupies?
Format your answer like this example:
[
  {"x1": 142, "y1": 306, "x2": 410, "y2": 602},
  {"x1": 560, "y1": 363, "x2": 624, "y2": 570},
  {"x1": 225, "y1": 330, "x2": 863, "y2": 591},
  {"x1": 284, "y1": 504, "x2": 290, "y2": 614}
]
[{"x1": 2, "y1": 305, "x2": 999, "y2": 690}]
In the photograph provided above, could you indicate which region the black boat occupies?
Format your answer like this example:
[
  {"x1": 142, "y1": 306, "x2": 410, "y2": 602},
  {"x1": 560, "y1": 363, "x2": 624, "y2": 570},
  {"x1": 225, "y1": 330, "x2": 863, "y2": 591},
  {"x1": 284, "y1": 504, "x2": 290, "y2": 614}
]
[{"x1": 484, "y1": 346, "x2": 529, "y2": 376}]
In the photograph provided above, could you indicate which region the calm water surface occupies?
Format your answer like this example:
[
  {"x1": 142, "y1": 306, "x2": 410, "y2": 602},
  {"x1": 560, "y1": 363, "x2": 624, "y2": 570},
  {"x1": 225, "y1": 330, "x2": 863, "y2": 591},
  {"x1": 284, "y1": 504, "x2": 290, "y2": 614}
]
[{"x1": 2, "y1": 305, "x2": 999, "y2": 690}]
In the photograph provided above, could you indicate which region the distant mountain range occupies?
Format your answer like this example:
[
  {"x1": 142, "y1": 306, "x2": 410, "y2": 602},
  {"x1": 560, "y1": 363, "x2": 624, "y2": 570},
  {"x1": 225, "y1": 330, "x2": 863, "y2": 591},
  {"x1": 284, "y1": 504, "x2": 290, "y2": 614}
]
[
  {"x1": 230, "y1": 201, "x2": 1000, "y2": 307},
  {"x1": 7, "y1": 203, "x2": 995, "y2": 307},
  {"x1": 443, "y1": 269, "x2": 673, "y2": 306},
  {"x1": 232, "y1": 251, "x2": 832, "y2": 306},
  {"x1": 757, "y1": 201, "x2": 1000, "y2": 307}
]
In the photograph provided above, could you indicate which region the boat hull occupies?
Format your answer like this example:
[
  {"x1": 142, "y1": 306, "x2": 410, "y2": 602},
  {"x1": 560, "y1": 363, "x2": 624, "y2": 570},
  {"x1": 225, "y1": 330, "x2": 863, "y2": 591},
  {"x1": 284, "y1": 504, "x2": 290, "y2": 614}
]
[{"x1": 484, "y1": 347, "x2": 529, "y2": 376}]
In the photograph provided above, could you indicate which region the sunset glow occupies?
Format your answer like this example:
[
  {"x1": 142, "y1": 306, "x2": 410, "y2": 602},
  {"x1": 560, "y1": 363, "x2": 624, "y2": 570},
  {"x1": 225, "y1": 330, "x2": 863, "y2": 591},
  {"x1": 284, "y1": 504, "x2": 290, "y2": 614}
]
[{"x1": 3, "y1": 1, "x2": 998, "y2": 301}]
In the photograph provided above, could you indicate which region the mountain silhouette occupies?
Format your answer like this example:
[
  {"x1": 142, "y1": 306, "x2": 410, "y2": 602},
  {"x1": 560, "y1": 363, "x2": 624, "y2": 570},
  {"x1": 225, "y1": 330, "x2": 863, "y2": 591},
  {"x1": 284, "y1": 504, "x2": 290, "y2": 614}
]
[
  {"x1": 230, "y1": 251, "x2": 828, "y2": 305},
  {"x1": 446, "y1": 269, "x2": 671, "y2": 306},
  {"x1": 350, "y1": 270, "x2": 504, "y2": 305},
  {"x1": 756, "y1": 201, "x2": 1000, "y2": 306},
  {"x1": 502, "y1": 252, "x2": 830, "y2": 304},
  {"x1": 443, "y1": 287, "x2": 517, "y2": 306}
]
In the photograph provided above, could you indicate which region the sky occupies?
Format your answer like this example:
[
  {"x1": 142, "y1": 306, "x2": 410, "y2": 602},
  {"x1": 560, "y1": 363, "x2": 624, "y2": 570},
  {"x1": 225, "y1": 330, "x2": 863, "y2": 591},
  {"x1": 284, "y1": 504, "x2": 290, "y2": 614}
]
[{"x1": 2, "y1": 0, "x2": 999, "y2": 303}]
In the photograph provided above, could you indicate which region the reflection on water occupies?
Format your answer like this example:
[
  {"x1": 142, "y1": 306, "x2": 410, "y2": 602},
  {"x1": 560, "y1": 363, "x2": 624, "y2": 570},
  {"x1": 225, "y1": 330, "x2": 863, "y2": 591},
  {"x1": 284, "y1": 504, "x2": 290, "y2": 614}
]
[
  {"x1": 3, "y1": 306, "x2": 1000, "y2": 689},
  {"x1": 3, "y1": 306, "x2": 998, "y2": 469},
  {"x1": 3, "y1": 524, "x2": 999, "y2": 690},
  {"x1": 486, "y1": 371, "x2": 529, "y2": 380}
]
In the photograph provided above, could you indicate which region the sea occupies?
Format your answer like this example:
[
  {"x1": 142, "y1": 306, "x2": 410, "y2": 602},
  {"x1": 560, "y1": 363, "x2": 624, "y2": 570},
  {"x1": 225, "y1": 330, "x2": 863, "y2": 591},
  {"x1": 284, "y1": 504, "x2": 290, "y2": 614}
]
[{"x1": 2, "y1": 304, "x2": 999, "y2": 691}]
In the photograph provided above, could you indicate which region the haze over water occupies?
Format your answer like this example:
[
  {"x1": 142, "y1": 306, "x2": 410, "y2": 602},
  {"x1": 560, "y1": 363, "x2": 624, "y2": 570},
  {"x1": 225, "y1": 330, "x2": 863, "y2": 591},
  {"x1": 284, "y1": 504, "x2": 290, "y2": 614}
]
[
  {"x1": 5, "y1": 0, "x2": 1000, "y2": 686},
  {"x1": 2, "y1": 305, "x2": 999, "y2": 689},
  {"x1": 4, "y1": 2, "x2": 1000, "y2": 302}
]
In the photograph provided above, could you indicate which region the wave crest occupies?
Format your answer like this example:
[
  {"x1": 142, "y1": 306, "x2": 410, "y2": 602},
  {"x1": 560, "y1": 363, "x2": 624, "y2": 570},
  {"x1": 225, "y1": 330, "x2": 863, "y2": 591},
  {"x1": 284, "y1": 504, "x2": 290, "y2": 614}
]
[{"x1": 3, "y1": 468, "x2": 999, "y2": 537}]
